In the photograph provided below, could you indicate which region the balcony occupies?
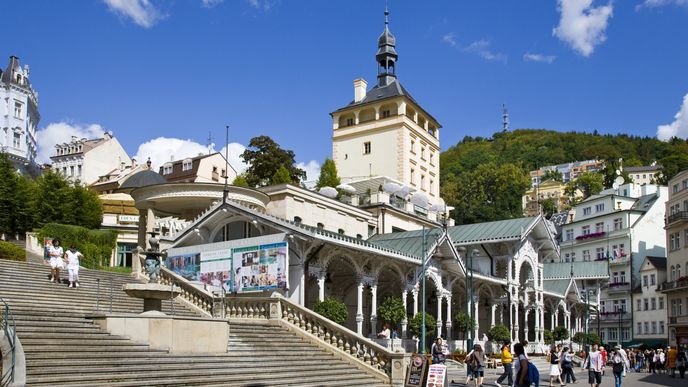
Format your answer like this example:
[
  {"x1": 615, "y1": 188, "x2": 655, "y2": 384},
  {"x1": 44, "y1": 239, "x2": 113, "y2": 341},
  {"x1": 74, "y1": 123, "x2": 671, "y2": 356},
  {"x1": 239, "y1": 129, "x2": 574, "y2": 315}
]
[
  {"x1": 607, "y1": 282, "x2": 631, "y2": 293},
  {"x1": 659, "y1": 276, "x2": 688, "y2": 292},
  {"x1": 576, "y1": 231, "x2": 607, "y2": 241},
  {"x1": 608, "y1": 254, "x2": 630, "y2": 266},
  {"x1": 598, "y1": 311, "x2": 631, "y2": 322},
  {"x1": 669, "y1": 315, "x2": 688, "y2": 325},
  {"x1": 667, "y1": 211, "x2": 688, "y2": 225}
]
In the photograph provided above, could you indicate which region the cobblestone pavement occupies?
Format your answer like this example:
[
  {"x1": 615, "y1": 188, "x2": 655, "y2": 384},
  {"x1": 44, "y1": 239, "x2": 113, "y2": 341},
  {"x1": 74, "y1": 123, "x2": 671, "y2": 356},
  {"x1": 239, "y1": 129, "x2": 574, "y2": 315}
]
[{"x1": 446, "y1": 366, "x2": 687, "y2": 387}]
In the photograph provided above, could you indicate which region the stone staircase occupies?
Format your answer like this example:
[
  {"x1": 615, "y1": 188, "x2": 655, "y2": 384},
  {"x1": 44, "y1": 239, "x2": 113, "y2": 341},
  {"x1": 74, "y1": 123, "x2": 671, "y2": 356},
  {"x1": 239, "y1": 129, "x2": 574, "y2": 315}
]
[{"x1": 0, "y1": 259, "x2": 390, "y2": 386}]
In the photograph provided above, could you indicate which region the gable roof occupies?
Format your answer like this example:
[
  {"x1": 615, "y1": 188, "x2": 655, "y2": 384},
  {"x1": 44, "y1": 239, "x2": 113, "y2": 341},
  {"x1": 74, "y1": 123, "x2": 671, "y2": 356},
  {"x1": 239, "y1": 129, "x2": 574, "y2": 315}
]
[
  {"x1": 543, "y1": 278, "x2": 573, "y2": 296},
  {"x1": 645, "y1": 256, "x2": 667, "y2": 270},
  {"x1": 367, "y1": 227, "x2": 445, "y2": 258}
]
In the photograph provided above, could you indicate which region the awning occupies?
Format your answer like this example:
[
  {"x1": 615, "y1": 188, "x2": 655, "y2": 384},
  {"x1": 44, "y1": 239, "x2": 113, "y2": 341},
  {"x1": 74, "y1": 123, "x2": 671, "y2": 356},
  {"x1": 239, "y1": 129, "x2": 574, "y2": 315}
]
[{"x1": 625, "y1": 339, "x2": 668, "y2": 349}]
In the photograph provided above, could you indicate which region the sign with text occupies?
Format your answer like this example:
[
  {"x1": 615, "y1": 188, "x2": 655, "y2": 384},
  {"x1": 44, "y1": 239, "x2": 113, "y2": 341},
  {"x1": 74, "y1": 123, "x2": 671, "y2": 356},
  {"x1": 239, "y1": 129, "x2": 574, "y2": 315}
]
[
  {"x1": 405, "y1": 354, "x2": 428, "y2": 387},
  {"x1": 425, "y1": 364, "x2": 447, "y2": 387},
  {"x1": 232, "y1": 242, "x2": 288, "y2": 293},
  {"x1": 199, "y1": 249, "x2": 232, "y2": 292}
]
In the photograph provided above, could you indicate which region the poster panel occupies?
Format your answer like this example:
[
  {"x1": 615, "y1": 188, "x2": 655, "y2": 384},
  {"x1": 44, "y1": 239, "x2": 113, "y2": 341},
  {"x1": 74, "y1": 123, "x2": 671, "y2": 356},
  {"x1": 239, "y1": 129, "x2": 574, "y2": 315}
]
[
  {"x1": 166, "y1": 253, "x2": 201, "y2": 281},
  {"x1": 233, "y1": 242, "x2": 288, "y2": 293},
  {"x1": 199, "y1": 249, "x2": 232, "y2": 292}
]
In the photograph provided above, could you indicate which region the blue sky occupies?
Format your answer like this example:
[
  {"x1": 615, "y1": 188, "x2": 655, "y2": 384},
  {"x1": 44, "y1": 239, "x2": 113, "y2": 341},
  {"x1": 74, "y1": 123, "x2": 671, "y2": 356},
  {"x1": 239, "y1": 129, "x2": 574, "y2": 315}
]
[{"x1": 4, "y1": 0, "x2": 688, "y2": 181}]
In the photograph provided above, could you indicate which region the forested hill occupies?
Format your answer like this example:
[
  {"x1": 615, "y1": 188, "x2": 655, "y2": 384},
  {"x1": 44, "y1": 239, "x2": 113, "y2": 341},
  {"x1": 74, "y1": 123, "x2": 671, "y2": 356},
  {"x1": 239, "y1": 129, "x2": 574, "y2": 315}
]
[{"x1": 439, "y1": 129, "x2": 688, "y2": 225}]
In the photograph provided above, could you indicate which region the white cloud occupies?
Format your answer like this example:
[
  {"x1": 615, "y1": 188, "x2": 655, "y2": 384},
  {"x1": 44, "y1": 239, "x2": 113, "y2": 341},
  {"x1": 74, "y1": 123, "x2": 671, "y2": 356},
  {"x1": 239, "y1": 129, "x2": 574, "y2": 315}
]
[
  {"x1": 523, "y1": 53, "x2": 557, "y2": 64},
  {"x1": 247, "y1": 0, "x2": 271, "y2": 11},
  {"x1": 103, "y1": 0, "x2": 165, "y2": 28},
  {"x1": 637, "y1": 0, "x2": 688, "y2": 9},
  {"x1": 465, "y1": 39, "x2": 508, "y2": 63},
  {"x1": 133, "y1": 137, "x2": 248, "y2": 174},
  {"x1": 296, "y1": 160, "x2": 321, "y2": 188},
  {"x1": 202, "y1": 0, "x2": 224, "y2": 8},
  {"x1": 36, "y1": 122, "x2": 106, "y2": 163},
  {"x1": 442, "y1": 33, "x2": 458, "y2": 47},
  {"x1": 553, "y1": 0, "x2": 613, "y2": 57},
  {"x1": 657, "y1": 94, "x2": 688, "y2": 141}
]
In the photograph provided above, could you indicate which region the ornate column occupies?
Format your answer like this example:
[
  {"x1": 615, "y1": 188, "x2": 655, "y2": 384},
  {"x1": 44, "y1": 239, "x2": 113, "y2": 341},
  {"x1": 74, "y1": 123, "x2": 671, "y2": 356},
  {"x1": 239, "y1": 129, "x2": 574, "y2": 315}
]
[
  {"x1": 145, "y1": 207, "x2": 155, "y2": 248},
  {"x1": 356, "y1": 281, "x2": 364, "y2": 336},
  {"x1": 412, "y1": 288, "x2": 419, "y2": 316},
  {"x1": 524, "y1": 309, "x2": 530, "y2": 342},
  {"x1": 317, "y1": 275, "x2": 326, "y2": 302},
  {"x1": 436, "y1": 295, "x2": 443, "y2": 338},
  {"x1": 554, "y1": 308, "x2": 559, "y2": 328},
  {"x1": 370, "y1": 283, "x2": 378, "y2": 337},
  {"x1": 473, "y1": 295, "x2": 479, "y2": 341},
  {"x1": 490, "y1": 304, "x2": 497, "y2": 327},
  {"x1": 445, "y1": 295, "x2": 453, "y2": 340},
  {"x1": 511, "y1": 303, "x2": 518, "y2": 343},
  {"x1": 401, "y1": 289, "x2": 409, "y2": 339},
  {"x1": 534, "y1": 306, "x2": 541, "y2": 343}
]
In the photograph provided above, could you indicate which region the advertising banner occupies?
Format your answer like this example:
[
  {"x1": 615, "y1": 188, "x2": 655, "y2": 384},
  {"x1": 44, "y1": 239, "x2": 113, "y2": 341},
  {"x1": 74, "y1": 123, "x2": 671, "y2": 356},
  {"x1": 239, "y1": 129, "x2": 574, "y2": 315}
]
[
  {"x1": 199, "y1": 249, "x2": 232, "y2": 292},
  {"x1": 233, "y1": 242, "x2": 288, "y2": 293}
]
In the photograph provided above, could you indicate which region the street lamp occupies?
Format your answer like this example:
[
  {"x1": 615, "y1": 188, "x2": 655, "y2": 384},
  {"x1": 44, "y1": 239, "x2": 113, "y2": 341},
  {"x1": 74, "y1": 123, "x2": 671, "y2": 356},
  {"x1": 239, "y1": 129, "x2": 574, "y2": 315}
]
[{"x1": 465, "y1": 249, "x2": 478, "y2": 349}]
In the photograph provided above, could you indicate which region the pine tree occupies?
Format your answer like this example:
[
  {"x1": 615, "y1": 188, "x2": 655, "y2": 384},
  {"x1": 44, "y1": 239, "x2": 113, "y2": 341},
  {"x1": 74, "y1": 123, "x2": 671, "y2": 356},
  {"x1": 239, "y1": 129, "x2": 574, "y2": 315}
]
[
  {"x1": 271, "y1": 165, "x2": 293, "y2": 185},
  {"x1": 315, "y1": 158, "x2": 341, "y2": 189}
]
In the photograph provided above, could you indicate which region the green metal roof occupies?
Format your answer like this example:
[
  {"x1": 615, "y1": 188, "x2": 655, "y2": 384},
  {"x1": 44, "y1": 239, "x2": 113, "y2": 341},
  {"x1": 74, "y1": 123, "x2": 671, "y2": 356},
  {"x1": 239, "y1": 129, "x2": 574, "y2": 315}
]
[
  {"x1": 543, "y1": 261, "x2": 609, "y2": 279},
  {"x1": 368, "y1": 228, "x2": 444, "y2": 258},
  {"x1": 543, "y1": 279, "x2": 572, "y2": 296},
  {"x1": 447, "y1": 217, "x2": 538, "y2": 244}
]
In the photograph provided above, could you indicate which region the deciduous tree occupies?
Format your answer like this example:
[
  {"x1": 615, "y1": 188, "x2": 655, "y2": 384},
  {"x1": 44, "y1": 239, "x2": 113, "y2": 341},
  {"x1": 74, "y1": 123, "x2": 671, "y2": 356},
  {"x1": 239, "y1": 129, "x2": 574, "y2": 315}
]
[{"x1": 240, "y1": 136, "x2": 306, "y2": 187}]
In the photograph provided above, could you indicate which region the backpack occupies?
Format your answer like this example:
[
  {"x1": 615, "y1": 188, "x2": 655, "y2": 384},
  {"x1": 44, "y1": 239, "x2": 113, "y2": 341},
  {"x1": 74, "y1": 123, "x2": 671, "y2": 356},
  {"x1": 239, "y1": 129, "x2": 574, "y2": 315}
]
[{"x1": 527, "y1": 361, "x2": 540, "y2": 387}]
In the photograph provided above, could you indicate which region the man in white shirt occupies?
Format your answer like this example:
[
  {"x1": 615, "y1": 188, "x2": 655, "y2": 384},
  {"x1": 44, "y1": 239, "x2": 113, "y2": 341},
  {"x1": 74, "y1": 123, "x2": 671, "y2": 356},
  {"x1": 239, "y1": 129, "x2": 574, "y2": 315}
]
[{"x1": 585, "y1": 344, "x2": 603, "y2": 387}]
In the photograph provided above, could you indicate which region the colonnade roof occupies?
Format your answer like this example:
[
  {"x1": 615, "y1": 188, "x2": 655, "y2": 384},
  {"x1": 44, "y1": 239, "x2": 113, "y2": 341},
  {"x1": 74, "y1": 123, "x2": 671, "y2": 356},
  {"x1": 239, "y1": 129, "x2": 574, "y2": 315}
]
[
  {"x1": 543, "y1": 278, "x2": 573, "y2": 296},
  {"x1": 366, "y1": 228, "x2": 444, "y2": 258},
  {"x1": 446, "y1": 216, "x2": 540, "y2": 244},
  {"x1": 543, "y1": 261, "x2": 609, "y2": 280}
]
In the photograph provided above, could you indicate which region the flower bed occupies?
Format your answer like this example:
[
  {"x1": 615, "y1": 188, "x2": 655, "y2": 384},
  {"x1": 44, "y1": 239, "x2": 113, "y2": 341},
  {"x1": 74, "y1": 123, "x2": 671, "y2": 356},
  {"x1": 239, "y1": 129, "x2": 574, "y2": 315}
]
[{"x1": 576, "y1": 231, "x2": 606, "y2": 241}]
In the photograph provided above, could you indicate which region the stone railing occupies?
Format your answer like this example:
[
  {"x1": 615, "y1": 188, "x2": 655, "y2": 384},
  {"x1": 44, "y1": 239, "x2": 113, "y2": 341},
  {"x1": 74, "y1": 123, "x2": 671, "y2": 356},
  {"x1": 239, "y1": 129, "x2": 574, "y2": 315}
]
[
  {"x1": 222, "y1": 294, "x2": 408, "y2": 386},
  {"x1": 136, "y1": 252, "x2": 214, "y2": 316}
]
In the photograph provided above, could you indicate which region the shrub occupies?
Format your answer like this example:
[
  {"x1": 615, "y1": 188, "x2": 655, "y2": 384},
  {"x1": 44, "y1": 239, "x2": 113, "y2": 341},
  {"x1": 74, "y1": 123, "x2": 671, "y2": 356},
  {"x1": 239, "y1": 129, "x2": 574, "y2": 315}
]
[
  {"x1": 553, "y1": 326, "x2": 569, "y2": 341},
  {"x1": 377, "y1": 296, "x2": 406, "y2": 328},
  {"x1": 487, "y1": 324, "x2": 510, "y2": 342},
  {"x1": 313, "y1": 297, "x2": 348, "y2": 325},
  {"x1": 0, "y1": 241, "x2": 26, "y2": 261},
  {"x1": 408, "y1": 312, "x2": 436, "y2": 339},
  {"x1": 544, "y1": 329, "x2": 554, "y2": 345},
  {"x1": 37, "y1": 223, "x2": 117, "y2": 269},
  {"x1": 454, "y1": 312, "x2": 476, "y2": 338}
]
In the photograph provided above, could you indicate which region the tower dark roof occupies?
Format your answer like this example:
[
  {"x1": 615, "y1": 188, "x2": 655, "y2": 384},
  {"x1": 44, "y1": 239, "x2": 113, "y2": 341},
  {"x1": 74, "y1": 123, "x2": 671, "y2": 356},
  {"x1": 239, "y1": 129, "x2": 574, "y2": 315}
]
[
  {"x1": 119, "y1": 169, "x2": 166, "y2": 191},
  {"x1": 1, "y1": 56, "x2": 30, "y2": 87}
]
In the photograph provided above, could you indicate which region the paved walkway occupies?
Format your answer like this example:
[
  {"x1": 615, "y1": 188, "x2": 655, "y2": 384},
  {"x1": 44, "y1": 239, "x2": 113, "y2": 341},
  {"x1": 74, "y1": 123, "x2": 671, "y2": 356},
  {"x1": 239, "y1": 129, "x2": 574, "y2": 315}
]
[{"x1": 446, "y1": 367, "x2": 687, "y2": 387}]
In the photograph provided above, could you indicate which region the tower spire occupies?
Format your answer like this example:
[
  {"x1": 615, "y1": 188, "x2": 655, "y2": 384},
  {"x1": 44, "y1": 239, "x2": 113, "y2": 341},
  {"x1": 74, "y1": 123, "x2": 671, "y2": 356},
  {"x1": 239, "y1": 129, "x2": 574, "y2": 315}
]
[{"x1": 376, "y1": 6, "x2": 398, "y2": 87}]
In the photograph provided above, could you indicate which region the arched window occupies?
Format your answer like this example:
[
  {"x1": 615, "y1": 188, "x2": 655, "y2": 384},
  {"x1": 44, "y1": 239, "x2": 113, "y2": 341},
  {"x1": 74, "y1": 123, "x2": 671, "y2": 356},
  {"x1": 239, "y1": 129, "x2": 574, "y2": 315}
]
[
  {"x1": 16, "y1": 74, "x2": 22, "y2": 84},
  {"x1": 293, "y1": 216, "x2": 302, "y2": 225},
  {"x1": 316, "y1": 222, "x2": 324, "y2": 230},
  {"x1": 337, "y1": 229, "x2": 345, "y2": 235},
  {"x1": 671, "y1": 266, "x2": 676, "y2": 281},
  {"x1": 678, "y1": 264, "x2": 682, "y2": 279}
]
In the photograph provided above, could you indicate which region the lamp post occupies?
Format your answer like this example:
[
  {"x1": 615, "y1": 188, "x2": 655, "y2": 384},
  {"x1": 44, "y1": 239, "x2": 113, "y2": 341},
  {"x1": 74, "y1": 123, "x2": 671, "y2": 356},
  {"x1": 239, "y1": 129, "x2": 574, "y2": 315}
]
[
  {"x1": 421, "y1": 225, "x2": 427, "y2": 354},
  {"x1": 466, "y1": 249, "x2": 478, "y2": 349}
]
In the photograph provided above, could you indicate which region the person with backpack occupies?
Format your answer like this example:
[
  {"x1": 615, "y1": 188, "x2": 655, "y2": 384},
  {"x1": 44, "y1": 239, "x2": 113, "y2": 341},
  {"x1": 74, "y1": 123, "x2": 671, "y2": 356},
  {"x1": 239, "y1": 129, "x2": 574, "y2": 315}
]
[
  {"x1": 466, "y1": 343, "x2": 486, "y2": 387},
  {"x1": 560, "y1": 347, "x2": 577, "y2": 384},
  {"x1": 610, "y1": 347, "x2": 626, "y2": 387},
  {"x1": 514, "y1": 342, "x2": 540, "y2": 387}
]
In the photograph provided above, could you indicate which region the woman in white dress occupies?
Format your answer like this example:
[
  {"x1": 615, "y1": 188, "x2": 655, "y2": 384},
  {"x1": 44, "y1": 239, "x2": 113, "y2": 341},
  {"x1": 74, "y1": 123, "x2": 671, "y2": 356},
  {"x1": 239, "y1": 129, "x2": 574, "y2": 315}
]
[
  {"x1": 549, "y1": 344, "x2": 565, "y2": 386},
  {"x1": 48, "y1": 239, "x2": 64, "y2": 283}
]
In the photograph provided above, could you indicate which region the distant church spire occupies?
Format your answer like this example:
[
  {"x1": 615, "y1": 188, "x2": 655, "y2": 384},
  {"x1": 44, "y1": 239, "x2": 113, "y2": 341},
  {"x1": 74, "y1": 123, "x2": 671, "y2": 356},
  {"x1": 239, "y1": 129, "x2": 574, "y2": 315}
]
[
  {"x1": 502, "y1": 104, "x2": 510, "y2": 131},
  {"x1": 376, "y1": 6, "x2": 398, "y2": 87}
]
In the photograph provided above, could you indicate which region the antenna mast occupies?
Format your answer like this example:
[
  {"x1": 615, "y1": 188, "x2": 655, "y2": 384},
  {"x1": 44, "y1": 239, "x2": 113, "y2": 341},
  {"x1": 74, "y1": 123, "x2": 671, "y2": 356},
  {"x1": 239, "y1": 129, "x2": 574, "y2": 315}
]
[
  {"x1": 502, "y1": 104, "x2": 509, "y2": 131},
  {"x1": 223, "y1": 125, "x2": 229, "y2": 202}
]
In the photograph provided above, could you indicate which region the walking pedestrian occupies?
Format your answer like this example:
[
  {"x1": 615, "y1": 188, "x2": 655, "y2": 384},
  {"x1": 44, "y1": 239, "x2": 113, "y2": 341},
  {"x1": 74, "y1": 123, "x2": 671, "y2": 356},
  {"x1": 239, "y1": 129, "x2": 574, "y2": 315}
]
[
  {"x1": 513, "y1": 342, "x2": 530, "y2": 387},
  {"x1": 495, "y1": 341, "x2": 513, "y2": 387},
  {"x1": 65, "y1": 244, "x2": 83, "y2": 288},
  {"x1": 582, "y1": 345, "x2": 602, "y2": 387},
  {"x1": 667, "y1": 346, "x2": 677, "y2": 377},
  {"x1": 610, "y1": 347, "x2": 626, "y2": 387},
  {"x1": 466, "y1": 343, "x2": 486, "y2": 387},
  {"x1": 549, "y1": 344, "x2": 565, "y2": 387},
  {"x1": 561, "y1": 347, "x2": 577, "y2": 384},
  {"x1": 48, "y1": 239, "x2": 64, "y2": 283},
  {"x1": 676, "y1": 348, "x2": 687, "y2": 379}
]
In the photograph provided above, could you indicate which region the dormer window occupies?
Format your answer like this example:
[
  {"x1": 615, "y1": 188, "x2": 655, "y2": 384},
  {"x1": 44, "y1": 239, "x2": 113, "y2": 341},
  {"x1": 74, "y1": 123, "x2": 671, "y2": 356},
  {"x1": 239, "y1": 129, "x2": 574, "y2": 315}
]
[
  {"x1": 381, "y1": 110, "x2": 391, "y2": 118},
  {"x1": 346, "y1": 118, "x2": 354, "y2": 126},
  {"x1": 16, "y1": 74, "x2": 21, "y2": 84},
  {"x1": 162, "y1": 163, "x2": 173, "y2": 175},
  {"x1": 182, "y1": 158, "x2": 192, "y2": 171}
]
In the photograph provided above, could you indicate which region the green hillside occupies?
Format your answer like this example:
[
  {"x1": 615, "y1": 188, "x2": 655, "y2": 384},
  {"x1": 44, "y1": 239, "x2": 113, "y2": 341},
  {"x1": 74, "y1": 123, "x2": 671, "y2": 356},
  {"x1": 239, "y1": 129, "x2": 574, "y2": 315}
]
[{"x1": 440, "y1": 129, "x2": 688, "y2": 225}]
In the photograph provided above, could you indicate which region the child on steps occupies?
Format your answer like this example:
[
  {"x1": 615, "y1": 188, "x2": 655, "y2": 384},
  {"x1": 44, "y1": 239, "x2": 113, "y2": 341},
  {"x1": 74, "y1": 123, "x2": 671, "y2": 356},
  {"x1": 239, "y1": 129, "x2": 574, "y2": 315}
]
[{"x1": 65, "y1": 244, "x2": 83, "y2": 288}]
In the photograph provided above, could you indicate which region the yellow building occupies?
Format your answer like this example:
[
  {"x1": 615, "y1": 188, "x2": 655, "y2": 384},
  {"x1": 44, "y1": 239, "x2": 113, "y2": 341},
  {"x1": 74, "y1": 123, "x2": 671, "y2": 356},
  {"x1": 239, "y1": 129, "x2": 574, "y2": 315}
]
[{"x1": 522, "y1": 179, "x2": 580, "y2": 216}]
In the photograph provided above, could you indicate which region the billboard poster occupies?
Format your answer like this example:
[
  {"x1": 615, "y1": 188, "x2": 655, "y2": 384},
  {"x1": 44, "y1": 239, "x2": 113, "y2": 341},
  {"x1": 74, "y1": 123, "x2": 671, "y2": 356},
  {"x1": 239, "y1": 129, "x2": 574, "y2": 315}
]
[
  {"x1": 199, "y1": 249, "x2": 232, "y2": 292},
  {"x1": 233, "y1": 242, "x2": 288, "y2": 293},
  {"x1": 166, "y1": 253, "x2": 201, "y2": 281}
]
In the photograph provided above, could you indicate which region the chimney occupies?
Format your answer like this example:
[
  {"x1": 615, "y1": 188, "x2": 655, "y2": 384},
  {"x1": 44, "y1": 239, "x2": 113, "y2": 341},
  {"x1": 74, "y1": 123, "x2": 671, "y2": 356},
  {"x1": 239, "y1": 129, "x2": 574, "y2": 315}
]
[
  {"x1": 71, "y1": 136, "x2": 77, "y2": 143},
  {"x1": 354, "y1": 78, "x2": 367, "y2": 103},
  {"x1": 131, "y1": 158, "x2": 137, "y2": 167}
]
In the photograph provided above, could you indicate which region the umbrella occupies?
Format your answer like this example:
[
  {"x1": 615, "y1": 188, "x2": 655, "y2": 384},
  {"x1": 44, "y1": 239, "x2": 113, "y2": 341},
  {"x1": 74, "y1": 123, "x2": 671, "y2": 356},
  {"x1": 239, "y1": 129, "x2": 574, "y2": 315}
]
[
  {"x1": 319, "y1": 186, "x2": 338, "y2": 198},
  {"x1": 382, "y1": 182, "x2": 402, "y2": 195},
  {"x1": 410, "y1": 191, "x2": 429, "y2": 208},
  {"x1": 336, "y1": 184, "x2": 356, "y2": 195}
]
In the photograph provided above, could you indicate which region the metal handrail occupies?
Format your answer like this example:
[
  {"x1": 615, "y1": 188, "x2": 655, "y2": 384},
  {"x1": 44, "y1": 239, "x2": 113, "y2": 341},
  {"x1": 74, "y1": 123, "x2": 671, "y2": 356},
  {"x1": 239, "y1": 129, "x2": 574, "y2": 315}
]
[{"x1": 0, "y1": 298, "x2": 16, "y2": 386}]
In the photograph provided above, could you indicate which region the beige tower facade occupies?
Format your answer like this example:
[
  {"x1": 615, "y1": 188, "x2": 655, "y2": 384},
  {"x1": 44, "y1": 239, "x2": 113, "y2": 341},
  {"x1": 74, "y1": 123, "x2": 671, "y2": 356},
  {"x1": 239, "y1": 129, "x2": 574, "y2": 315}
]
[{"x1": 330, "y1": 11, "x2": 441, "y2": 203}]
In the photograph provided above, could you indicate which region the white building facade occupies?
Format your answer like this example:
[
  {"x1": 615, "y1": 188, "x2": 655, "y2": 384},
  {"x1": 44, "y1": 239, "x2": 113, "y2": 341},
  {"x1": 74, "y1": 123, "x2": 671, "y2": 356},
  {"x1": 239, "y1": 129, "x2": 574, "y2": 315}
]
[
  {"x1": 559, "y1": 183, "x2": 668, "y2": 346},
  {"x1": 50, "y1": 132, "x2": 131, "y2": 185},
  {"x1": 1, "y1": 56, "x2": 40, "y2": 176},
  {"x1": 633, "y1": 256, "x2": 668, "y2": 346}
]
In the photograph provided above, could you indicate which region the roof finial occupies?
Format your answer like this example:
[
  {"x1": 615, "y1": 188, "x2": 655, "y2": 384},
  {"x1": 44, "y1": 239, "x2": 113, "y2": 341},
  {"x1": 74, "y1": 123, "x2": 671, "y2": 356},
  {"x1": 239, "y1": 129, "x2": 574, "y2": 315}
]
[{"x1": 385, "y1": 0, "x2": 389, "y2": 26}]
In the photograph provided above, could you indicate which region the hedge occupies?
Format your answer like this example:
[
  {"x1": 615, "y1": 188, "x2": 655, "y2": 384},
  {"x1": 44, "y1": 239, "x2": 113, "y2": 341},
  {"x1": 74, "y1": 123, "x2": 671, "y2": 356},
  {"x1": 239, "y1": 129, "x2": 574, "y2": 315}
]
[
  {"x1": 0, "y1": 241, "x2": 26, "y2": 261},
  {"x1": 36, "y1": 223, "x2": 118, "y2": 269}
]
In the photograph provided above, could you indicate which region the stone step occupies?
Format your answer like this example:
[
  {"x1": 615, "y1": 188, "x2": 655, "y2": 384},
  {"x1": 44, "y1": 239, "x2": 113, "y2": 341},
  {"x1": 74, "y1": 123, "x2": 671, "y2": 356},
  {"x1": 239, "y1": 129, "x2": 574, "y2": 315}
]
[
  {"x1": 27, "y1": 365, "x2": 383, "y2": 385},
  {"x1": 21, "y1": 345, "x2": 158, "y2": 352}
]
